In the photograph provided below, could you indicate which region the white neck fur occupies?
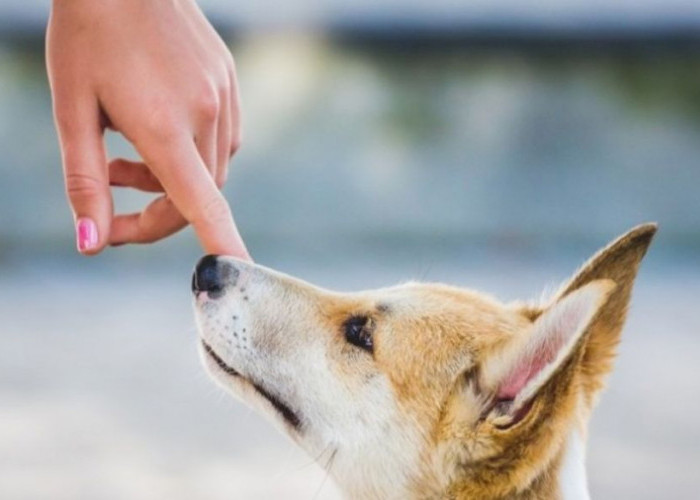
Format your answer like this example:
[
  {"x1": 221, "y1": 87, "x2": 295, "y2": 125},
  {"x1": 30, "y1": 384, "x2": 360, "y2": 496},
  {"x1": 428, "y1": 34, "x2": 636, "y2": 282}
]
[{"x1": 559, "y1": 430, "x2": 590, "y2": 500}]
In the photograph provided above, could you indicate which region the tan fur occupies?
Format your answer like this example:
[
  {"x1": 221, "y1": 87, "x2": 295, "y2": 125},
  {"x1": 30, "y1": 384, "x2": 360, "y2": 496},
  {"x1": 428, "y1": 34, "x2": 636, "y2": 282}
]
[
  {"x1": 193, "y1": 224, "x2": 656, "y2": 499},
  {"x1": 551, "y1": 225, "x2": 657, "y2": 410}
]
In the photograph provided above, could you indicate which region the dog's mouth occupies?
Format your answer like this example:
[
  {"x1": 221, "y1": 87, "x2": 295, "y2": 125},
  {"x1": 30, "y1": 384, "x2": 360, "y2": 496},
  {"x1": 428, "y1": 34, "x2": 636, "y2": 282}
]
[
  {"x1": 201, "y1": 341, "x2": 302, "y2": 430},
  {"x1": 203, "y1": 341, "x2": 240, "y2": 376}
]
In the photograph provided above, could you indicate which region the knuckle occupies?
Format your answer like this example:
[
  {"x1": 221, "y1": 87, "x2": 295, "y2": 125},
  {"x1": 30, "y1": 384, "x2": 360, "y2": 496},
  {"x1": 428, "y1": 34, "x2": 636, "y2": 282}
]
[
  {"x1": 195, "y1": 87, "x2": 219, "y2": 122},
  {"x1": 193, "y1": 195, "x2": 231, "y2": 227},
  {"x1": 64, "y1": 171, "x2": 103, "y2": 200},
  {"x1": 141, "y1": 101, "x2": 180, "y2": 143}
]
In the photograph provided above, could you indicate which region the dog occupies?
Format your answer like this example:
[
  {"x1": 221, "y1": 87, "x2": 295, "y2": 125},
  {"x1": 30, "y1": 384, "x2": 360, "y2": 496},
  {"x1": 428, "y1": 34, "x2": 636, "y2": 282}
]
[{"x1": 192, "y1": 224, "x2": 655, "y2": 499}]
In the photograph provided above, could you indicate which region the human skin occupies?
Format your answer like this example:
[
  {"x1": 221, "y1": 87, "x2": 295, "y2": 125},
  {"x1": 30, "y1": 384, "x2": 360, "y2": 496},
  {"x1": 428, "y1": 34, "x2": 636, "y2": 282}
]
[{"x1": 46, "y1": 0, "x2": 250, "y2": 259}]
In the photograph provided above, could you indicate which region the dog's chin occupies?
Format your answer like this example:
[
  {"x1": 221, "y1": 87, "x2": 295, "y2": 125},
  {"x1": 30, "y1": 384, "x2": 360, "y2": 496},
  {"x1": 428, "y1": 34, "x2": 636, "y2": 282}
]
[{"x1": 199, "y1": 340, "x2": 303, "y2": 433}]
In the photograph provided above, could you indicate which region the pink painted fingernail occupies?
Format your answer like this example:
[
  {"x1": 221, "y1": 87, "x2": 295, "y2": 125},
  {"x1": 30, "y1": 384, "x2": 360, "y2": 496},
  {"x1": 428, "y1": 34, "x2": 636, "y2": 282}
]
[{"x1": 76, "y1": 217, "x2": 98, "y2": 252}]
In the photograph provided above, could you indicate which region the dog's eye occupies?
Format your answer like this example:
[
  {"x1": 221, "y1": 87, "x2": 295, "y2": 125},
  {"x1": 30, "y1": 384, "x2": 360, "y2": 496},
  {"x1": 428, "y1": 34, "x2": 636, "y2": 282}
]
[{"x1": 344, "y1": 315, "x2": 374, "y2": 353}]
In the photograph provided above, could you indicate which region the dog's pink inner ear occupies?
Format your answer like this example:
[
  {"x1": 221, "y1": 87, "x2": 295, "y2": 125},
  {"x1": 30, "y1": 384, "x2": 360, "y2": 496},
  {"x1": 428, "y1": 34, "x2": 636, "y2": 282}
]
[
  {"x1": 496, "y1": 281, "x2": 614, "y2": 402},
  {"x1": 497, "y1": 316, "x2": 575, "y2": 400}
]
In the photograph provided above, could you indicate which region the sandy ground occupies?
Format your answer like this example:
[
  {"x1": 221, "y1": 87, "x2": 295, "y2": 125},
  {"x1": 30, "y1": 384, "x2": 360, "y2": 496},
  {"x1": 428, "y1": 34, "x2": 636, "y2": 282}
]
[{"x1": 1, "y1": 251, "x2": 699, "y2": 499}]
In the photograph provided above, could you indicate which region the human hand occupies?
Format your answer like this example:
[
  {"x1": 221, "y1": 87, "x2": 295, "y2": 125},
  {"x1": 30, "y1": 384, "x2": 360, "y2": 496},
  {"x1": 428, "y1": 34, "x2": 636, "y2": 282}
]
[{"x1": 46, "y1": 0, "x2": 249, "y2": 259}]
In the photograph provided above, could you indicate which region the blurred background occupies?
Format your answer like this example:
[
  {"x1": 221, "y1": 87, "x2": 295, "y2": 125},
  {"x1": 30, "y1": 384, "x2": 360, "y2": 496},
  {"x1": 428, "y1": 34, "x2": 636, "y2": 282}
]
[{"x1": 1, "y1": 0, "x2": 699, "y2": 498}]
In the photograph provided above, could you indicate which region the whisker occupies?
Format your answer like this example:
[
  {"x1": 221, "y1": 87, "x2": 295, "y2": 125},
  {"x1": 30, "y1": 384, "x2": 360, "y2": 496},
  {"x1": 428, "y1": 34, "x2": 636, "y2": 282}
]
[
  {"x1": 312, "y1": 447, "x2": 338, "y2": 500},
  {"x1": 288, "y1": 443, "x2": 332, "y2": 473},
  {"x1": 419, "y1": 262, "x2": 435, "y2": 282}
]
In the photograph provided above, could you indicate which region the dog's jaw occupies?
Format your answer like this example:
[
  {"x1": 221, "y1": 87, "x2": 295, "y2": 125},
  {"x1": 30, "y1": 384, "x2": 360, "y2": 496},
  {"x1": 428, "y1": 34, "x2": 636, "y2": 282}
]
[
  {"x1": 199, "y1": 339, "x2": 303, "y2": 430},
  {"x1": 193, "y1": 278, "x2": 308, "y2": 438}
]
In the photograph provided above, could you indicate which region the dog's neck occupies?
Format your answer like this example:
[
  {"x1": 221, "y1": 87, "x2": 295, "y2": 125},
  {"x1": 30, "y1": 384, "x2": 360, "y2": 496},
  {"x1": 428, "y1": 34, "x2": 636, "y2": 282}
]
[
  {"x1": 559, "y1": 431, "x2": 590, "y2": 500},
  {"x1": 329, "y1": 429, "x2": 591, "y2": 499},
  {"x1": 440, "y1": 430, "x2": 591, "y2": 500}
]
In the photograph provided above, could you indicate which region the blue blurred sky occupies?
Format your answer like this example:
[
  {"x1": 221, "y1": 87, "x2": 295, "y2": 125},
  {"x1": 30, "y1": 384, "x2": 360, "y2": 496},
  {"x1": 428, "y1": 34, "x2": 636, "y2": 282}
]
[{"x1": 3, "y1": 0, "x2": 700, "y2": 33}]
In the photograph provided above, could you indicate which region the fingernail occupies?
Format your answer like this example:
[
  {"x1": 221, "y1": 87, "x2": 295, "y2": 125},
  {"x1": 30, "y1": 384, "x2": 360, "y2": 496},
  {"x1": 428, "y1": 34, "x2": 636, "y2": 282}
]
[{"x1": 76, "y1": 217, "x2": 98, "y2": 252}]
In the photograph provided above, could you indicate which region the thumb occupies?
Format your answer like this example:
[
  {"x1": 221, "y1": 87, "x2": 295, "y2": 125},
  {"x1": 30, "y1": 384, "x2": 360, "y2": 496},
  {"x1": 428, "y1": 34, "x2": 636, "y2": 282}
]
[{"x1": 55, "y1": 105, "x2": 112, "y2": 255}]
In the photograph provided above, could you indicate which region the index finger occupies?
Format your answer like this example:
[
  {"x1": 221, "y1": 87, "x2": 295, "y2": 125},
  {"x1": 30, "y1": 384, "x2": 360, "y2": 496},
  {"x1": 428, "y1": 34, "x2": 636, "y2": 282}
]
[{"x1": 138, "y1": 132, "x2": 250, "y2": 260}]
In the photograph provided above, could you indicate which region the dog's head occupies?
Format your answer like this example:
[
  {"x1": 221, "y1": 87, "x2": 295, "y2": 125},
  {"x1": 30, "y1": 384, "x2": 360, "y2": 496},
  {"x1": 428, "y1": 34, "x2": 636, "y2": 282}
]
[{"x1": 192, "y1": 224, "x2": 655, "y2": 498}]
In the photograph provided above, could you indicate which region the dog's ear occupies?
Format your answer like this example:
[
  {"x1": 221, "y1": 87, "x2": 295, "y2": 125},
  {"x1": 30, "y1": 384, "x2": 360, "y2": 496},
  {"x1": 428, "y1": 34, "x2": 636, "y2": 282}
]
[
  {"x1": 483, "y1": 280, "x2": 615, "y2": 424},
  {"x1": 539, "y1": 223, "x2": 657, "y2": 407},
  {"x1": 480, "y1": 224, "x2": 656, "y2": 426}
]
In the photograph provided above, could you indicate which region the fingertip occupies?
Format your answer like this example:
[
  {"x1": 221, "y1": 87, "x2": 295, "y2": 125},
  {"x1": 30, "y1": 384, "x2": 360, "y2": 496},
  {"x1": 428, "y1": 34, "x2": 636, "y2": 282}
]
[
  {"x1": 200, "y1": 231, "x2": 252, "y2": 262},
  {"x1": 75, "y1": 216, "x2": 108, "y2": 255},
  {"x1": 222, "y1": 246, "x2": 252, "y2": 262}
]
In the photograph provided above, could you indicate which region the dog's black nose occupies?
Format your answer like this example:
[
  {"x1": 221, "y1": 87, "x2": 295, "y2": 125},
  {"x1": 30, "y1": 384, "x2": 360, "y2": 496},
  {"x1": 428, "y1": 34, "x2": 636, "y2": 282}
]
[{"x1": 192, "y1": 255, "x2": 238, "y2": 298}]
